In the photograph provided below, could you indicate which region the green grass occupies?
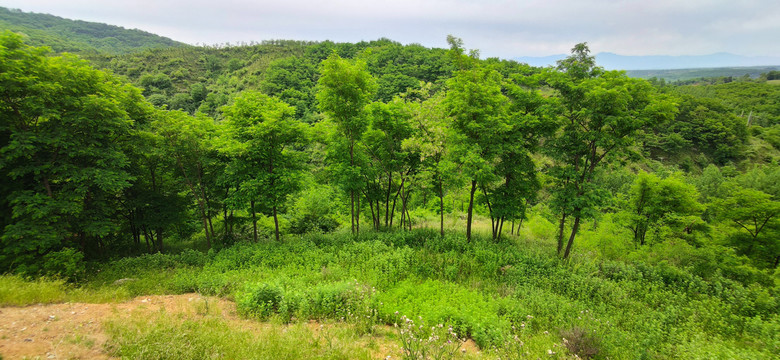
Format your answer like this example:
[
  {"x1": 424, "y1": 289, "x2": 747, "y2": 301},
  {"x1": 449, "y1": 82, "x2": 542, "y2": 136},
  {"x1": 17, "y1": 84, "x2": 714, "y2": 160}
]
[
  {"x1": 103, "y1": 309, "x2": 383, "y2": 360},
  {"x1": 5, "y1": 226, "x2": 778, "y2": 359},
  {"x1": 0, "y1": 274, "x2": 130, "y2": 306}
]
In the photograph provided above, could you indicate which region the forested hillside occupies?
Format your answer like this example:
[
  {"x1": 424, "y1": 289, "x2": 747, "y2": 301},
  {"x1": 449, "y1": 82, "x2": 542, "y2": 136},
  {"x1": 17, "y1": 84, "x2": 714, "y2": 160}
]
[
  {"x1": 1, "y1": 24, "x2": 779, "y2": 359},
  {"x1": 0, "y1": 6, "x2": 185, "y2": 53}
]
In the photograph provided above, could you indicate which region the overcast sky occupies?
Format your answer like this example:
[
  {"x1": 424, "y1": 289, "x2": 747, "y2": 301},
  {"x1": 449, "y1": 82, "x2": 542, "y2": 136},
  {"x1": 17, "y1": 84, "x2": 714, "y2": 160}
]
[{"x1": 2, "y1": 0, "x2": 779, "y2": 58}]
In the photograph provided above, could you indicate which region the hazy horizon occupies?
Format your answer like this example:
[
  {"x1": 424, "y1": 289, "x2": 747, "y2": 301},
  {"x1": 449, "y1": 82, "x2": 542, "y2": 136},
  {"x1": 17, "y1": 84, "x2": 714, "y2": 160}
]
[{"x1": 1, "y1": 0, "x2": 779, "y2": 59}]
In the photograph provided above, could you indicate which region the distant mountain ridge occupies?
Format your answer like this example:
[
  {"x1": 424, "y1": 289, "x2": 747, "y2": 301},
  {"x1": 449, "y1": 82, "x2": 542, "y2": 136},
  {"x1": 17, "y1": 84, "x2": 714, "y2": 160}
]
[
  {"x1": 0, "y1": 6, "x2": 186, "y2": 54},
  {"x1": 515, "y1": 52, "x2": 780, "y2": 70}
]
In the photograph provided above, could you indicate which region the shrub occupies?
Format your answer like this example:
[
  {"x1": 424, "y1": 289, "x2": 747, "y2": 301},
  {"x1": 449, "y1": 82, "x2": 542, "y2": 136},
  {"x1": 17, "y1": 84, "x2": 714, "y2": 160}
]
[
  {"x1": 560, "y1": 326, "x2": 601, "y2": 359},
  {"x1": 41, "y1": 248, "x2": 86, "y2": 281}
]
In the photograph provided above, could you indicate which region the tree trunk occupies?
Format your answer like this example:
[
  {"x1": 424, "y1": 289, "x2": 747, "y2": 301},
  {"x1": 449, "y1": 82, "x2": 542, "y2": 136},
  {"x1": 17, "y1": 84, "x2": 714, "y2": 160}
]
[
  {"x1": 356, "y1": 191, "x2": 361, "y2": 234},
  {"x1": 350, "y1": 190, "x2": 356, "y2": 234},
  {"x1": 385, "y1": 173, "x2": 392, "y2": 227},
  {"x1": 273, "y1": 205, "x2": 280, "y2": 242},
  {"x1": 439, "y1": 180, "x2": 445, "y2": 237},
  {"x1": 251, "y1": 200, "x2": 258, "y2": 243},
  {"x1": 156, "y1": 228, "x2": 163, "y2": 252},
  {"x1": 390, "y1": 176, "x2": 406, "y2": 227},
  {"x1": 349, "y1": 140, "x2": 356, "y2": 234},
  {"x1": 466, "y1": 180, "x2": 477, "y2": 242},
  {"x1": 563, "y1": 215, "x2": 581, "y2": 260},
  {"x1": 557, "y1": 212, "x2": 567, "y2": 255},
  {"x1": 497, "y1": 216, "x2": 505, "y2": 241}
]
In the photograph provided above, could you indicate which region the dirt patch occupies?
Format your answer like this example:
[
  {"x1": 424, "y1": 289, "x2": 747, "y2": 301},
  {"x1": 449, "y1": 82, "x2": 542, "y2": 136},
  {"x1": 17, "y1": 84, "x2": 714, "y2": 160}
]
[
  {"x1": 0, "y1": 295, "x2": 482, "y2": 359},
  {"x1": 0, "y1": 294, "x2": 234, "y2": 360}
]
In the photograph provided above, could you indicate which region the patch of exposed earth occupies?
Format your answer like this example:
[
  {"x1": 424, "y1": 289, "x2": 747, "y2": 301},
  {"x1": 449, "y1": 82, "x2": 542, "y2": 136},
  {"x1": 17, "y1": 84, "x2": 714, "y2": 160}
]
[{"x1": 0, "y1": 294, "x2": 480, "y2": 359}]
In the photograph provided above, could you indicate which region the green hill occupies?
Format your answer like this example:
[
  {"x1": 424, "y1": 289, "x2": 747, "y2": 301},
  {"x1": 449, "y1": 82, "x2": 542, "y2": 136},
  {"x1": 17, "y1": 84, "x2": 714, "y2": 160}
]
[{"x1": 0, "y1": 6, "x2": 187, "y2": 54}]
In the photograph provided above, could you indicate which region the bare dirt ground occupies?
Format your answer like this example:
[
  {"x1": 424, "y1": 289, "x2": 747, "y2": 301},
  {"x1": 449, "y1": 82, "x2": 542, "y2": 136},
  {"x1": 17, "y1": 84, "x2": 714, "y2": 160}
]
[
  {"x1": 0, "y1": 294, "x2": 480, "y2": 359},
  {"x1": 0, "y1": 294, "x2": 231, "y2": 359}
]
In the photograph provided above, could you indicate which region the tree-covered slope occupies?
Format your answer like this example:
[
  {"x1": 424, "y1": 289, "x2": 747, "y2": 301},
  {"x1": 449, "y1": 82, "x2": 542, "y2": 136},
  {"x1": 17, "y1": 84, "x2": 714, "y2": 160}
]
[{"x1": 0, "y1": 6, "x2": 186, "y2": 54}]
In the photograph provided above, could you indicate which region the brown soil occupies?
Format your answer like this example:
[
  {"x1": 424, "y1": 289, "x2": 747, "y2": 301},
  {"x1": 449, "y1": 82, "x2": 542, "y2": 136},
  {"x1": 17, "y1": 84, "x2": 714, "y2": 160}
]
[
  {"x1": 0, "y1": 295, "x2": 481, "y2": 359},
  {"x1": 0, "y1": 294, "x2": 235, "y2": 360}
]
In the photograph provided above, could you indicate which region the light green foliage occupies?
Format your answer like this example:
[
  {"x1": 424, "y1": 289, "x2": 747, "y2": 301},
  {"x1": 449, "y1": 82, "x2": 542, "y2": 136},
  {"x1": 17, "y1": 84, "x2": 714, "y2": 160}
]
[
  {"x1": 546, "y1": 43, "x2": 678, "y2": 258},
  {"x1": 222, "y1": 91, "x2": 309, "y2": 241},
  {"x1": 444, "y1": 44, "x2": 510, "y2": 240},
  {"x1": 0, "y1": 274, "x2": 130, "y2": 305},
  {"x1": 261, "y1": 56, "x2": 318, "y2": 120},
  {"x1": 317, "y1": 53, "x2": 377, "y2": 233},
  {"x1": 378, "y1": 279, "x2": 510, "y2": 348},
  {"x1": 620, "y1": 172, "x2": 704, "y2": 246}
]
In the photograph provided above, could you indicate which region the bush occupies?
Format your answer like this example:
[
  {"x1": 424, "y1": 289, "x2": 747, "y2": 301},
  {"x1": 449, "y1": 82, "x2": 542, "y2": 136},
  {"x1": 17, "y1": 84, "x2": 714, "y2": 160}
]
[
  {"x1": 560, "y1": 326, "x2": 601, "y2": 359},
  {"x1": 41, "y1": 248, "x2": 86, "y2": 280}
]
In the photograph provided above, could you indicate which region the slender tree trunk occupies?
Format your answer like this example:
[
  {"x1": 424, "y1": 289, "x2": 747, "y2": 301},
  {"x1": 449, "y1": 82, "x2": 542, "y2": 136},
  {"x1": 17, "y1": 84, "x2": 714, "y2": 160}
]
[
  {"x1": 390, "y1": 176, "x2": 406, "y2": 227},
  {"x1": 439, "y1": 180, "x2": 445, "y2": 237},
  {"x1": 511, "y1": 220, "x2": 515, "y2": 235},
  {"x1": 251, "y1": 200, "x2": 257, "y2": 243},
  {"x1": 356, "y1": 192, "x2": 361, "y2": 234},
  {"x1": 273, "y1": 205, "x2": 280, "y2": 242},
  {"x1": 350, "y1": 190, "x2": 356, "y2": 234},
  {"x1": 563, "y1": 215, "x2": 581, "y2": 260},
  {"x1": 480, "y1": 185, "x2": 496, "y2": 239},
  {"x1": 197, "y1": 163, "x2": 216, "y2": 242},
  {"x1": 174, "y1": 156, "x2": 211, "y2": 248},
  {"x1": 385, "y1": 173, "x2": 392, "y2": 227},
  {"x1": 400, "y1": 183, "x2": 406, "y2": 231},
  {"x1": 156, "y1": 228, "x2": 163, "y2": 252},
  {"x1": 207, "y1": 216, "x2": 215, "y2": 244},
  {"x1": 557, "y1": 212, "x2": 567, "y2": 255},
  {"x1": 350, "y1": 140, "x2": 356, "y2": 234},
  {"x1": 497, "y1": 216, "x2": 505, "y2": 241},
  {"x1": 466, "y1": 180, "x2": 477, "y2": 242},
  {"x1": 142, "y1": 226, "x2": 152, "y2": 252},
  {"x1": 404, "y1": 189, "x2": 412, "y2": 231},
  {"x1": 368, "y1": 197, "x2": 377, "y2": 230}
]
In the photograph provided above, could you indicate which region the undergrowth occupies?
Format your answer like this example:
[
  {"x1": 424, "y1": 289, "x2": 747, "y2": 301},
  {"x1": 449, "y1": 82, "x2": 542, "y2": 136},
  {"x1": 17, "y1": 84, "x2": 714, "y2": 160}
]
[{"x1": 4, "y1": 228, "x2": 779, "y2": 358}]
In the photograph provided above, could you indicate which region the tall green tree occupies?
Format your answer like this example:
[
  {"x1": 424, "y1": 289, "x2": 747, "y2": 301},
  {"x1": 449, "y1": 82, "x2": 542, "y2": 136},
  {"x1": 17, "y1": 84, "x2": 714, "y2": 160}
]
[
  {"x1": 444, "y1": 43, "x2": 508, "y2": 242},
  {"x1": 0, "y1": 31, "x2": 147, "y2": 271},
  {"x1": 152, "y1": 110, "x2": 221, "y2": 248},
  {"x1": 404, "y1": 87, "x2": 455, "y2": 236},
  {"x1": 621, "y1": 172, "x2": 703, "y2": 247},
  {"x1": 715, "y1": 187, "x2": 779, "y2": 268},
  {"x1": 316, "y1": 54, "x2": 377, "y2": 234},
  {"x1": 222, "y1": 91, "x2": 308, "y2": 242},
  {"x1": 546, "y1": 43, "x2": 677, "y2": 259},
  {"x1": 363, "y1": 98, "x2": 417, "y2": 230}
]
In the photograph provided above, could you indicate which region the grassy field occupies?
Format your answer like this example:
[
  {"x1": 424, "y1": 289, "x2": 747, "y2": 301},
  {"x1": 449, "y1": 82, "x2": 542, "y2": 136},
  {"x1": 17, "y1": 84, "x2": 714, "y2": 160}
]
[{"x1": 1, "y1": 219, "x2": 778, "y2": 359}]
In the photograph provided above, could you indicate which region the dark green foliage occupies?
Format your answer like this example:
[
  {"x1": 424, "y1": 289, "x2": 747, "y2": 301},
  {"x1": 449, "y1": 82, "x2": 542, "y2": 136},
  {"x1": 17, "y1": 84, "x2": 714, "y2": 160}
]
[{"x1": 0, "y1": 31, "x2": 150, "y2": 274}]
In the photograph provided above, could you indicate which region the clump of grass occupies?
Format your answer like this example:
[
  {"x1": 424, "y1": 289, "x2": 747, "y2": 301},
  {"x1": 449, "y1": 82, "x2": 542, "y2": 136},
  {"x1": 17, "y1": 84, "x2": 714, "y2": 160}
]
[
  {"x1": 0, "y1": 274, "x2": 67, "y2": 306},
  {"x1": 0, "y1": 274, "x2": 131, "y2": 306}
]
